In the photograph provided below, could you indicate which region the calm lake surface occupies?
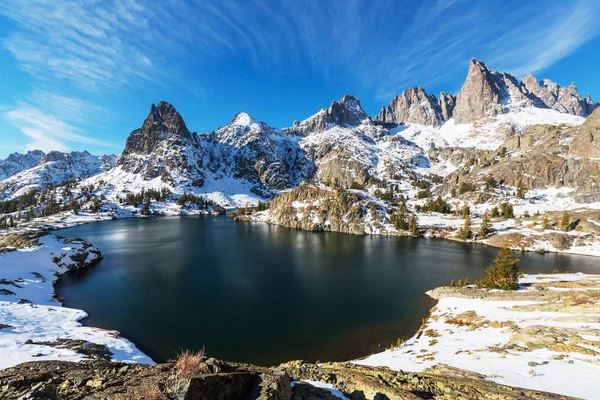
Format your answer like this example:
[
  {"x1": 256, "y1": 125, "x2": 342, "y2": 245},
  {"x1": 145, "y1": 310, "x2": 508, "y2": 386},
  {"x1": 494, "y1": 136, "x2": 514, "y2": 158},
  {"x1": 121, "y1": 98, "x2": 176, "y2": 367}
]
[{"x1": 56, "y1": 216, "x2": 600, "y2": 366}]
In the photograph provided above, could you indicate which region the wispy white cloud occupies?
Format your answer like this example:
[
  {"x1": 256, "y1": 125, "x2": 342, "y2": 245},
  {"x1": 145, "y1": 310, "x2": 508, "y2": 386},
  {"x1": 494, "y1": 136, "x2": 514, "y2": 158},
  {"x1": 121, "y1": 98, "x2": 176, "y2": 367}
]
[
  {"x1": 365, "y1": 0, "x2": 600, "y2": 100},
  {"x1": 5, "y1": 98, "x2": 119, "y2": 153},
  {"x1": 1, "y1": 0, "x2": 598, "y2": 154}
]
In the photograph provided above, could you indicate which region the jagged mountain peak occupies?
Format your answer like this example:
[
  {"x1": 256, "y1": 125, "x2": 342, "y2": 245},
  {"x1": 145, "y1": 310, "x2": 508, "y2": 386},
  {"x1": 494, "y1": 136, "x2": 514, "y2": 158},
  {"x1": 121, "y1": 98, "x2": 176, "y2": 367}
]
[
  {"x1": 121, "y1": 101, "x2": 192, "y2": 159},
  {"x1": 0, "y1": 150, "x2": 46, "y2": 182},
  {"x1": 374, "y1": 86, "x2": 446, "y2": 127},
  {"x1": 144, "y1": 102, "x2": 190, "y2": 136},
  {"x1": 40, "y1": 150, "x2": 91, "y2": 164},
  {"x1": 291, "y1": 94, "x2": 370, "y2": 135},
  {"x1": 327, "y1": 94, "x2": 370, "y2": 123},
  {"x1": 231, "y1": 112, "x2": 258, "y2": 127},
  {"x1": 522, "y1": 73, "x2": 597, "y2": 117}
]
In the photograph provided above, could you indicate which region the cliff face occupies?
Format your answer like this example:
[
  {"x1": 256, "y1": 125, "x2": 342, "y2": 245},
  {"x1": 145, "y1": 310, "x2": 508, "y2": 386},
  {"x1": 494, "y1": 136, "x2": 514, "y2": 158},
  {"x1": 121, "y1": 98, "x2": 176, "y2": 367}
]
[
  {"x1": 444, "y1": 107, "x2": 600, "y2": 202},
  {"x1": 374, "y1": 87, "x2": 445, "y2": 127}
]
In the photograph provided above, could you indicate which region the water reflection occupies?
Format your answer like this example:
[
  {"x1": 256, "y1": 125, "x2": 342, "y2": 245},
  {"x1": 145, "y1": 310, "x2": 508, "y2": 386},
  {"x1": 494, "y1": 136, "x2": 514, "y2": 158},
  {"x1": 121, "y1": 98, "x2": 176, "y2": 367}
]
[{"x1": 57, "y1": 216, "x2": 599, "y2": 366}]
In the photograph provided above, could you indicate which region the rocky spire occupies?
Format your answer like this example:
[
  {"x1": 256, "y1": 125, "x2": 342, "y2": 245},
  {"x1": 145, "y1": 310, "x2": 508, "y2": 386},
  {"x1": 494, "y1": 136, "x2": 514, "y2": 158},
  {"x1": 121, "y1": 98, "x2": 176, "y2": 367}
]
[
  {"x1": 117, "y1": 101, "x2": 204, "y2": 186},
  {"x1": 374, "y1": 87, "x2": 444, "y2": 127},
  {"x1": 438, "y1": 92, "x2": 456, "y2": 121},
  {"x1": 452, "y1": 59, "x2": 507, "y2": 124},
  {"x1": 120, "y1": 101, "x2": 192, "y2": 158}
]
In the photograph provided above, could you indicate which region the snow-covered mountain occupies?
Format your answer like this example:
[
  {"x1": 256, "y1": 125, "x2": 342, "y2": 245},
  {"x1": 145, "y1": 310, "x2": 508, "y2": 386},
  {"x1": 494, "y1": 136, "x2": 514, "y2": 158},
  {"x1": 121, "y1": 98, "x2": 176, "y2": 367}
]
[
  {"x1": 0, "y1": 151, "x2": 117, "y2": 199},
  {"x1": 1, "y1": 59, "x2": 597, "y2": 207},
  {"x1": 375, "y1": 59, "x2": 595, "y2": 150},
  {"x1": 0, "y1": 150, "x2": 45, "y2": 181}
]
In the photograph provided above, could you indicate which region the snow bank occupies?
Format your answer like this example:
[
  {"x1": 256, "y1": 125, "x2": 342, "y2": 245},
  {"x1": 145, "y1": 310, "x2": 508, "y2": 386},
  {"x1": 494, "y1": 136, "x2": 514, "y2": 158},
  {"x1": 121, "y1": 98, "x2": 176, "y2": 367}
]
[{"x1": 0, "y1": 235, "x2": 153, "y2": 369}]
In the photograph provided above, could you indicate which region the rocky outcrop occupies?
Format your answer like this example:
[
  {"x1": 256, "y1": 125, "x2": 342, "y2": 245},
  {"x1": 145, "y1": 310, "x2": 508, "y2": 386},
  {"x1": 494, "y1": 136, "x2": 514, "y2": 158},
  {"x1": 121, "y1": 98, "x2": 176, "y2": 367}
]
[
  {"x1": 280, "y1": 361, "x2": 574, "y2": 399},
  {"x1": 236, "y1": 185, "x2": 388, "y2": 235},
  {"x1": 444, "y1": 109, "x2": 600, "y2": 202},
  {"x1": 0, "y1": 358, "x2": 575, "y2": 399},
  {"x1": 374, "y1": 87, "x2": 444, "y2": 127},
  {"x1": 568, "y1": 106, "x2": 600, "y2": 158},
  {"x1": 522, "y1": 74, "x2": 598, "y2": 117},
  {"x1": 290, "y1": 95, "x2": 370, "y2": 135},
  {"x1": 438, "y1": 92, "x2": 456, "y2": 121}
]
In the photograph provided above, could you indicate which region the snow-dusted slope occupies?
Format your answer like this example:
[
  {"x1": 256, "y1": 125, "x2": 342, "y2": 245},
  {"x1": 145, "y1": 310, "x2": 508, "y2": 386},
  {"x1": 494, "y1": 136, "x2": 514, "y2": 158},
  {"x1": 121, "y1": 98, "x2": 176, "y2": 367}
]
[
  {"x1": 203, "y1": 112, "x2": 310, "y2": 198},
  {"x1": 439, "y1": 108, "x2": 585, "y2": 150},
  {"x1": 0, "y1": 150, "x2": 45, "y2": 181},
  {"x1": 0, "y1": 151, "x2": 117, "y2": 199}
]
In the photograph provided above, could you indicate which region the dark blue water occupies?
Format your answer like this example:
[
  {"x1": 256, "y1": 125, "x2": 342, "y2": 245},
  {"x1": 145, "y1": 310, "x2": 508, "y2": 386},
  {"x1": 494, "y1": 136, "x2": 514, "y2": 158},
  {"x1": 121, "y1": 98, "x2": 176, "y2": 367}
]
[{"x1": 56, "y1": 216, "x2": 599, "y2": 366}]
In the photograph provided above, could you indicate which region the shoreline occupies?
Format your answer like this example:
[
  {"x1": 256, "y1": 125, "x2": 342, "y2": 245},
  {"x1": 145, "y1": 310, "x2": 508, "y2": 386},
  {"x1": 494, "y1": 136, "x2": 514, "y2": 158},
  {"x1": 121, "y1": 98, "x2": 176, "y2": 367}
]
[
  {"x1": 234, "y1": 216, "x2": 600, "y2": 258},
  {"x1": 0, "y1": 231, "x2": 153, "y2": 369},
  {"x1": 2, "y1": 213, "x2": 600, "y2": 398}
]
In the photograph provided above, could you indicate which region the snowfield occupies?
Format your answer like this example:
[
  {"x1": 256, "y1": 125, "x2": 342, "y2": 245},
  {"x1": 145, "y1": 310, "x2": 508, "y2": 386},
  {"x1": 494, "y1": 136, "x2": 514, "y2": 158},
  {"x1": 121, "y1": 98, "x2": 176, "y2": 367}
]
[{"x1": 0, "y1": 235, "x2": 153, "y2": 369}]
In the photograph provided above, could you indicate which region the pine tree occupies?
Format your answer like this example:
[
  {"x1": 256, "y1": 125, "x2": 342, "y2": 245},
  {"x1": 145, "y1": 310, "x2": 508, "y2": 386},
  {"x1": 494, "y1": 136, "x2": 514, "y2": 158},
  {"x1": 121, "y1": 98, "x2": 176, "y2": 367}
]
[
  {"x1": 481, "y1": 247, "x2": 520, "y2": 290},
  {"x1": 479, "y1": 211, "x2": 491, "y2": 239},
  {"x1": 408, "y1": 214, "x2": 419, "y2": 236},
  {"x1": 141, "y1": 201, "x2": 151, "y2": 216},
  {"x1": 560, "y1": 212, "x2": 570, "y2": 231},
  {"x1": 456, "y1": 213, "x2": 472, "y2": 241},
  {"x1": 542, "y1": 214, "x2": 551, "y2": 230},
  {"x1": 461, "y1": 205, "x2": 471, "y2": 217}
]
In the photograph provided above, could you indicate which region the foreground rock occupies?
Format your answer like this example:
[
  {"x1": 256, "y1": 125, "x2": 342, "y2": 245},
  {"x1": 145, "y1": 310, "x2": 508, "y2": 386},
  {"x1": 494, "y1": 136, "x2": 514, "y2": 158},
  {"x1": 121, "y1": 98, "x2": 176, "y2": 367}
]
[{"x1": 0, "y1": 358, "x2": 573, "y2": 399}]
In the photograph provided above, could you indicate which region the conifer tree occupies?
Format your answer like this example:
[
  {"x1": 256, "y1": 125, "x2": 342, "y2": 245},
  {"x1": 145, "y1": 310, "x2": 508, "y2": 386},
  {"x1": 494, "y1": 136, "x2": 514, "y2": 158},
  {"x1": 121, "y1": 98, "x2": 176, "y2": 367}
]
[
  {"x1": 479, "y1": 211, "x2": 491, "y2": 239},
  {"x1": 560, "y1": 212, "x2": 570, "y2": 231},
  {"x1": 542, "y1": 214, "x2": 551, "y2": 230},
  {"x1": 408, "y1": 214, "x2": 419, "y2": 236},
  {"x1": 480, "y1": 247, "x2": 520, "y2": 290},
  {"x1": 456, "y1": 211, "x2": 472, "y2": 241}
]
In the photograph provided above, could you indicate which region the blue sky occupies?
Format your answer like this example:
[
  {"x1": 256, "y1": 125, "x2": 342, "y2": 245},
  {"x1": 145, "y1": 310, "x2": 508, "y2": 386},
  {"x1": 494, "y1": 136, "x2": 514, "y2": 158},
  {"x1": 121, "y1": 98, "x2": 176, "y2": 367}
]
[{"x1": 0, "y1": 0, "x2": 599, "y2": 158}]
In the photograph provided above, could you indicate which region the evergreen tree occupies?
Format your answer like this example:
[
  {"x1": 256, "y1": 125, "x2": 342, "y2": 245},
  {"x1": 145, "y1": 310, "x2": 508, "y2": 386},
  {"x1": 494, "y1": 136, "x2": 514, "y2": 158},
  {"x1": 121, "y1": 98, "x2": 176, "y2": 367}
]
[
  {"x1": 456, "y1": 213, "x2": 472, "y2": 241},
  {"x1": 141, "y1": 201, "x2": 151, "y2": 216},
  {"x1": 462, "y1": 205, "x2": 471, "y2": 217},
  {"x1": 408, "y1": 214, "x2": 419, "y2": 236},
  {"x1": 500, "y1": 202, "x2": 514, "y2": 219},
  {"x1": 479, "y1": 247, "x2": 520, "y2": 290},
  {"x1": 490, "y1": 206, "x2": 500, "y2": 218},
  {"x1": 542, "y1": 214, "x2": 551, "y2": 230},
  {"x1": 560, "y1": 212, "x2": 570, "y2": 231},
  {"x1": 479, "y1": 211, "x2": 491, "y2": 239}
]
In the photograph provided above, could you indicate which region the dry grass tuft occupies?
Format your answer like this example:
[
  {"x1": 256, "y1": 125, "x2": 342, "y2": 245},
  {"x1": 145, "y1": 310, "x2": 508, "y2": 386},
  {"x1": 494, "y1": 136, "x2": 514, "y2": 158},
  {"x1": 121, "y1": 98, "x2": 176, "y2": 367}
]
[
  {"x1": 136, "y1": 385, "x2": 166, "y2": 400},
  {"x1": 174, "y1": 348, "x2": 209, "y2": 377}
]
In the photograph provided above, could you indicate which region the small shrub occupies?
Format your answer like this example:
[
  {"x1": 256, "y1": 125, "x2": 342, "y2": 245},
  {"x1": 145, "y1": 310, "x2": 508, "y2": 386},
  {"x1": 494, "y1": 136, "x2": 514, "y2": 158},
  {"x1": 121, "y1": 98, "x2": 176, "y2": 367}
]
[
  {"x1": 458, "y1": 181, "x2": 476, "y2": 195},
  {"x1": 138, "y1": 385, "x2": 166, "y2": 400},
  {"x1": 174, "y1": 348, "x2": 208, "y2": 377}
]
